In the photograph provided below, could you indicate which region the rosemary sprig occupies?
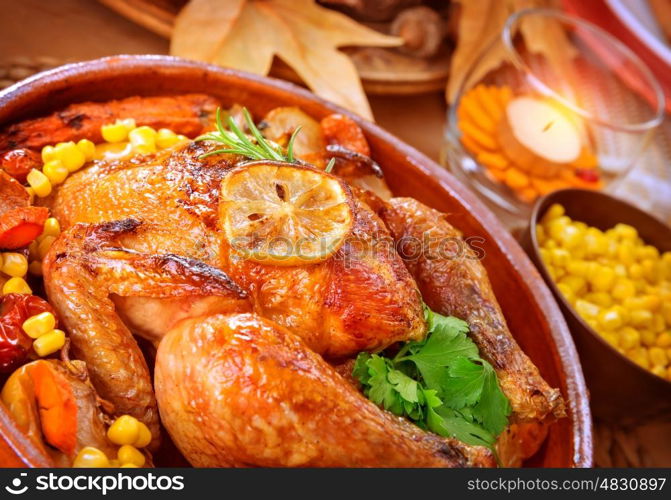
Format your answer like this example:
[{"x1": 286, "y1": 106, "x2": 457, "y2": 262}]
[{"x1": 196, "y1": 107, "x2": 301, "y2": 162}]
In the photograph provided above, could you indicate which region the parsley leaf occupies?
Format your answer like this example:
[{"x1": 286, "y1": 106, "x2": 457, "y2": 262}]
[
  {"x1": 353, "y1": 305, "x2": 510, "y2": 450},
  {"x1": 441, "y1": 357, "x2": 485, "y2": 408}
]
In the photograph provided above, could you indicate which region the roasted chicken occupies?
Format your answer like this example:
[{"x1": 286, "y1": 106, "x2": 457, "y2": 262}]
[{"x1": 0, "y1": 95, "x2": 565, "y2": 467}]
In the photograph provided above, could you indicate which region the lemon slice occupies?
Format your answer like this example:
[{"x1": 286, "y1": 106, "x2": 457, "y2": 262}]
[{"x1": 220, "y1": 162, "x2": 354, "y2": 265}]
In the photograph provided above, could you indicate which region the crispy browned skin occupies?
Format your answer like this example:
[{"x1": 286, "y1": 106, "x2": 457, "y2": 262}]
[
  {"x1": 42, "y1": 140, "x2": 427, "y2": 460},
  {"x1": 378, "y1": 197, "x2": 564, "y2": 465},
  {"x1": 156, "y1": 313, "x2": 494, "y2": 468},
  {"x1": 0, "y1": 94, "x2": 219, "y2": 153},
  {"x1": 45, "y1": 141, "x2": 425, "y2": 358},
  {"x1": 43, "y1": 219, "x2": 250, "y2": 448}
]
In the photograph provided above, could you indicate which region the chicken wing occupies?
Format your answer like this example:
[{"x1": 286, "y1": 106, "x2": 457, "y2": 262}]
[
  {"x1": 155, "y1": 312, "x2": 495, "y2": 468},
  {"x1": 43, "y1": 219, "x2": 250, "y2": 448}
]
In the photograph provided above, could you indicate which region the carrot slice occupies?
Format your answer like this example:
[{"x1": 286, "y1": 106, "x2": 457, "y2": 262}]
[
  {"x1": 29, "y1": 361, "x2": 78, "y2": 457},
  {"x1": 0, "y1": 206, "x2": 49, "y2": 249}
]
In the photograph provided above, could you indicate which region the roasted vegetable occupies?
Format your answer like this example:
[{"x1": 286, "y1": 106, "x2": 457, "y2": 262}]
[
  {"x1": 0, "y1": 94, "x2": 220, "y2": 153},
  {"x1": 0, "y1": 207, "x2": 49, "y2": 250},
  {"x1": 0, "y1": 148, "x2": 41, "y2": 183},
  {"x1": 0, "y1": 294, "x2": 56, "y2": 372},
  {"x1": 1, "y1": 359, "x2": 116, "y2": 466}
]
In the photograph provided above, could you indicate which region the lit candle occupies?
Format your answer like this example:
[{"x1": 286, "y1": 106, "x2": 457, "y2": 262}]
[{"x1": 498, "y1": 96, "x2": 582, "y2": 177}]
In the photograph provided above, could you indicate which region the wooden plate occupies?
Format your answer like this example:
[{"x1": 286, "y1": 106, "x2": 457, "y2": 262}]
[
  {"x1": 0, "y1": 55, "x2": 592, "y2": 467},
  {"x1": 96, "y1": 0, "x2": 450, "y2": 95}
]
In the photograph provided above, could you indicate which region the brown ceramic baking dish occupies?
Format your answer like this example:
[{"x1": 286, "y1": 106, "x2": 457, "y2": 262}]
[
  {"x1": 521, "y1": 188, "x2": 671, "y2": 422},
  {"x1": 0, "y1": 55, "x2": 592, "y2": 467}
]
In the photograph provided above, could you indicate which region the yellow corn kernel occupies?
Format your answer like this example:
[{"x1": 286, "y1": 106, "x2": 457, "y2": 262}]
[
  {"x1": 28, "y1": 261, "x2": 43, "y2": 276},
  {"x1": 667, "y1": 366, "x2": 671, "y2": 381},
  {"x1": 25, "y1": 187, "x2": 35, "y2": 204},
  {"x1": 108, "y1": 415, "x2": 140, "y2": 446},
  {"x1": 119, "y1": 118, "x2": 137, "y2": 131},
  {"x1": 556, "y1": 283, "x2": 575, "y2": 303},
  {"x1": 129, "y1": 126, "x2": 157, "y2": 154},
  {"x1": 613, "y1": 223, "x2": 638, "y2": 241},
  {"x1": 543, "y1": 203, "x2": 565, "y2": 222},
  {"x1": 38, "y1": 235, "x2": 56, "y2": 260},
  {"x1": 614, "y1": 264, "x2": 628, "y2": 277},
  {"x1": 134, "y1": 422, "x2": 152, "y2": 448},
  {"x1": 566, "y1": 260, "x2": 589, "y2": 278},
  {"x1": 559, "y1": 223, "x2": 584, "y2": 250},
  {"x1": 536, "y1": 225, "x2": 546, "y2": 246},
  {"x1": 598, "y1": 307, "x2": 624, "y2": 331},
  {"x1": 584, "y1": 292, "x2": 612, "y2": 308},
  {"x1": 628, "y1": 263, "x2": 644, "y2": 279},
  {"x1": 641, "y1": 329, "x2": 657, "y2": 347},
  {"x1": 575, "y1": 299, "x2": 601, "y2": 319},
  {"x1": 653, "y1": 313, "x2": 665, "y2": 333},
  {"x1": 73, "y1": 447, "x2": 109, "y2": 468},
  {"x1": 41, "y1": 145, "x2": 56, "y2": 163},
  {"x1": 559, "y1": 275, "x2": 586, "y2": 295},
  {"x1": 630, "y1": 309, "x2": 653, "y2": 328},
  {"x1": 121, "y1": 464, "x2": 139, "y2": 468},
  {"x1": 76, "y1": 138, "x2": 96, "y2": 161},
  {"x1": 651, "y1": 364, "x2": 667, "y2": 378},
  {"x1": 175, "y1": 134, "x2": 189, "y2": 143},
  {"x1": 33, "y1": 329, "x2": 65, "y2": 357},
  {"x1": 550, "y1": 248, "x2": 571, "y2": 268},
  {"x1": 54, "y1": 141, "x2": 86, "y2": 172},
  {"x1": 544, "y1": 239, "x2": 558, "y2": 250},
  {"x1": 589, "y1": 266, "x2": 616, "y2": 292},
  {"x1": 547, "y1": 216, "x2": 571, "y2": 242},
  {"x1": 101, "y1": 122, "x2": 130, "y2": 143},
  {"x1": 42, "y1": 159, "x2": 69, "y2": 185},
  {"x1": 649, "y1": 347, "x2": 667, "y2": 366},
  {"x1": 156, "y1": 128, "x2": 179, "y2": 149},
  {"x1": 2, "y1": 277, "x2": 31, "y2": 295},
  {"x1": 22, "y1": 312, "x2": 56, "y2": 339},
  {"x1": 619, "y1": 327, "x2": 641, "y2": 350},
  {"x1": 656, "y1": 332, "x2": 671, "y2": 348},
  {"x1": 617, "y1": 240, "x2": 636, "y2": 266},
  {"x1": 601, "y1": 332, "x2": 620, "y2": 348},
  {"x1": 584, "y1": 228, "x2": 608, "y2": 256},
  {"x1": 1, "y1": 253, "x2": 28, "y2": 277},
  {"x1": 611, "y1": 279, "x2": 636, "y2": 301},
  {"x1": 539, "y1": 248, "x2": 551, "y2": 265},
  {"x1": 42, "y1": 217, "x2": 61, "y2": 238},
  {"x1": 118, "y1": 445, "x2": 145, "y2": 467},
  {"x1": 27, "y1": 168, "x2": 52, "y2": 198}
]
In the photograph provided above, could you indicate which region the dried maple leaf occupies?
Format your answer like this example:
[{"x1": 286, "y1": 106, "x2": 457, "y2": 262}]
[
  {"x1": 447, "y1": 0, "x2": 511, "y2": 103},
  {"x1": 172, "y1": 0, "x2": 246, "y2": 61},
  {"x1": 171, "y1": 0, "x2": 402, "y2": 120}
]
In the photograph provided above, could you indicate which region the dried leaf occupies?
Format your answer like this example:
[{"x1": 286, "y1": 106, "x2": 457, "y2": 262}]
[
  {"x1": 447, "y1": 0, "x2": 578, "y2": 103},
  {"x1": 447, "y1": 0, "x2": 511, "y2": 103},
  {"x1": 513, "y1": 0, "x2": 578, "y2": 80},
  {"x1": 171, "y1": 0, "x2": 402, "y2": 120},
  {"x1": 171, "y1": 0, "x2": 247, "y2": 61}
]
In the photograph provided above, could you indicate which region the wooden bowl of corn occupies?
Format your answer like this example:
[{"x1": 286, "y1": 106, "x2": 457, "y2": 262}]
[{"x1": 521, "y1": 188, "x2": 671, "y2": 421}]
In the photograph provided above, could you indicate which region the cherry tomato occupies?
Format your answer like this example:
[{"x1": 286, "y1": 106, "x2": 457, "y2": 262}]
[
  {"x1": 0, "y1": 294, "x2": 57, "y2": 372},
  {"x1": 0, "y1": 148, "x2": 41, "y2": 184}
]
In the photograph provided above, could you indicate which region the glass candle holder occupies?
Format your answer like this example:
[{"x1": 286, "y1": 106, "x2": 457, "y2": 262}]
[{"x1": 443, "y1": 8, "x2": 665, "y2": 225}]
